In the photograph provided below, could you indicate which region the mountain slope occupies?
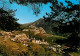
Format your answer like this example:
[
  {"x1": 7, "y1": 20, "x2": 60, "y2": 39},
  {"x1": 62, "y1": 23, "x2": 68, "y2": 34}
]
[{"x1": 23, "y1": 18, "x2": 54, "y2": 34}]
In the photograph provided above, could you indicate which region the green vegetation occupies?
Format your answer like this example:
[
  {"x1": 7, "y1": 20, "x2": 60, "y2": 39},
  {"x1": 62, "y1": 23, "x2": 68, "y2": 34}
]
[
  {"x1": 0, "y1": 37, "x2": 28, "y2": 56},
  {"x1": 0, "y1": 30, "x2": 67, "y2": 56},
  {"x1": 0, "y1": 8, "x2": 20, "y2": 31},
  {"x1": 0, "y1": 33, "x2": 2, "y2": 36},
  {"x1": 0, "y1": 0, "x2": 79, "y2": 55},
  {"x1": 45, "y1": 36, "x2": 65, "y2": 45},
  {"x1": 69, "y1": 52, "x2": 80, "y2": 56},
  {"x1": 0, "y1": 36, "x2": 62, "y2": 56}
]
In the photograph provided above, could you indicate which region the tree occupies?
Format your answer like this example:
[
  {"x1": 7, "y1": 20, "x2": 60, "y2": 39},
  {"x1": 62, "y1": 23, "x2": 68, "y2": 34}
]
[
  {"x1": 47, "y1": 1, "x2": 80, "y2": 52},
  {"x1": 9, "y1": 0, "x2": 80, "y2": 52},
  {"x1": 0, "y1": 8, "x2": 20, "y2": 31},
  {"x1": 9, "y1": 0, "x2": 58, "y2": 15}
]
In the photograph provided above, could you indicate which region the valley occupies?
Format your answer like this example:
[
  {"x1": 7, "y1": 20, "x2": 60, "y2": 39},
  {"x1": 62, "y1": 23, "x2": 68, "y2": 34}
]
[{"x1": 0, "y1": 24, "x2": 70, "y2": 56}]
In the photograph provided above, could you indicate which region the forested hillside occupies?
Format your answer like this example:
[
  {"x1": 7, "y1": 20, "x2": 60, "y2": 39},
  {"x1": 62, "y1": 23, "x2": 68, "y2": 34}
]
[{"x1": 0, "y1": 0, "x2": 80, "y2": 56}]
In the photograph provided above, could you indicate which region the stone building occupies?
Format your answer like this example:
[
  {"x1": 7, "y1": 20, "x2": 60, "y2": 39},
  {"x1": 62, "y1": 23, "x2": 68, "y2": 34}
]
[
  {"x1": 29, "y1": 25, "x2": 36, "y2": 29},
  {"x1": 23, "y1": 29, "x2": 29, "y2": 31},
  {"x1": 0, "y1": 31, "x2": 13, "y2": 39},
  {"x1": 32, "y1": 38, "x2": 48, "y2": 45},
  {"x1": 11, "y1": 33, "x2": 30, "y2": 43}
]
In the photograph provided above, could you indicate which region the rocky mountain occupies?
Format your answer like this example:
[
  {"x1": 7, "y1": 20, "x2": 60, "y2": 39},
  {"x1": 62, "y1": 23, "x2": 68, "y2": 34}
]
[
  {"x1": 23, "y1": 25, "x2": 46, "y2": 35},
  {"x1": 23, "y1": 18, "x2": 54, "y2": 34},
  {"x1": 23, "y1": 9, "x2": 80, "y2": 36}
]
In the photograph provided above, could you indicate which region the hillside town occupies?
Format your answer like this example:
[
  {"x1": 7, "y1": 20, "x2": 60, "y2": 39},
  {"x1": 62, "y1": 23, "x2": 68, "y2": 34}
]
[
  {"x1": 0, "y1": 25, "x2": 71, "y2": 54},
  {"x1": 23, "y1": 25, "x2": 46, "y2": 35}
]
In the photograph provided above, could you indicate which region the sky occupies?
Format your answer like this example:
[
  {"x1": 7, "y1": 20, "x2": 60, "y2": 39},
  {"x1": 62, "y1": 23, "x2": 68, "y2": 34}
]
[
  {"x1": 0, "y1": 0, "x2": 79, "y2": 24},
  {"x1": 10, "y1": 3, "x2": 52, "y2": 24}
]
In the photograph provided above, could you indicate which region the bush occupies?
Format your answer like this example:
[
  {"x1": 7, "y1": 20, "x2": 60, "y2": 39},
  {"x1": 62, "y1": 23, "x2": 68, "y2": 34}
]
[{"x1": 0, "y1": 33, "x2": 2, "y2": 36}]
